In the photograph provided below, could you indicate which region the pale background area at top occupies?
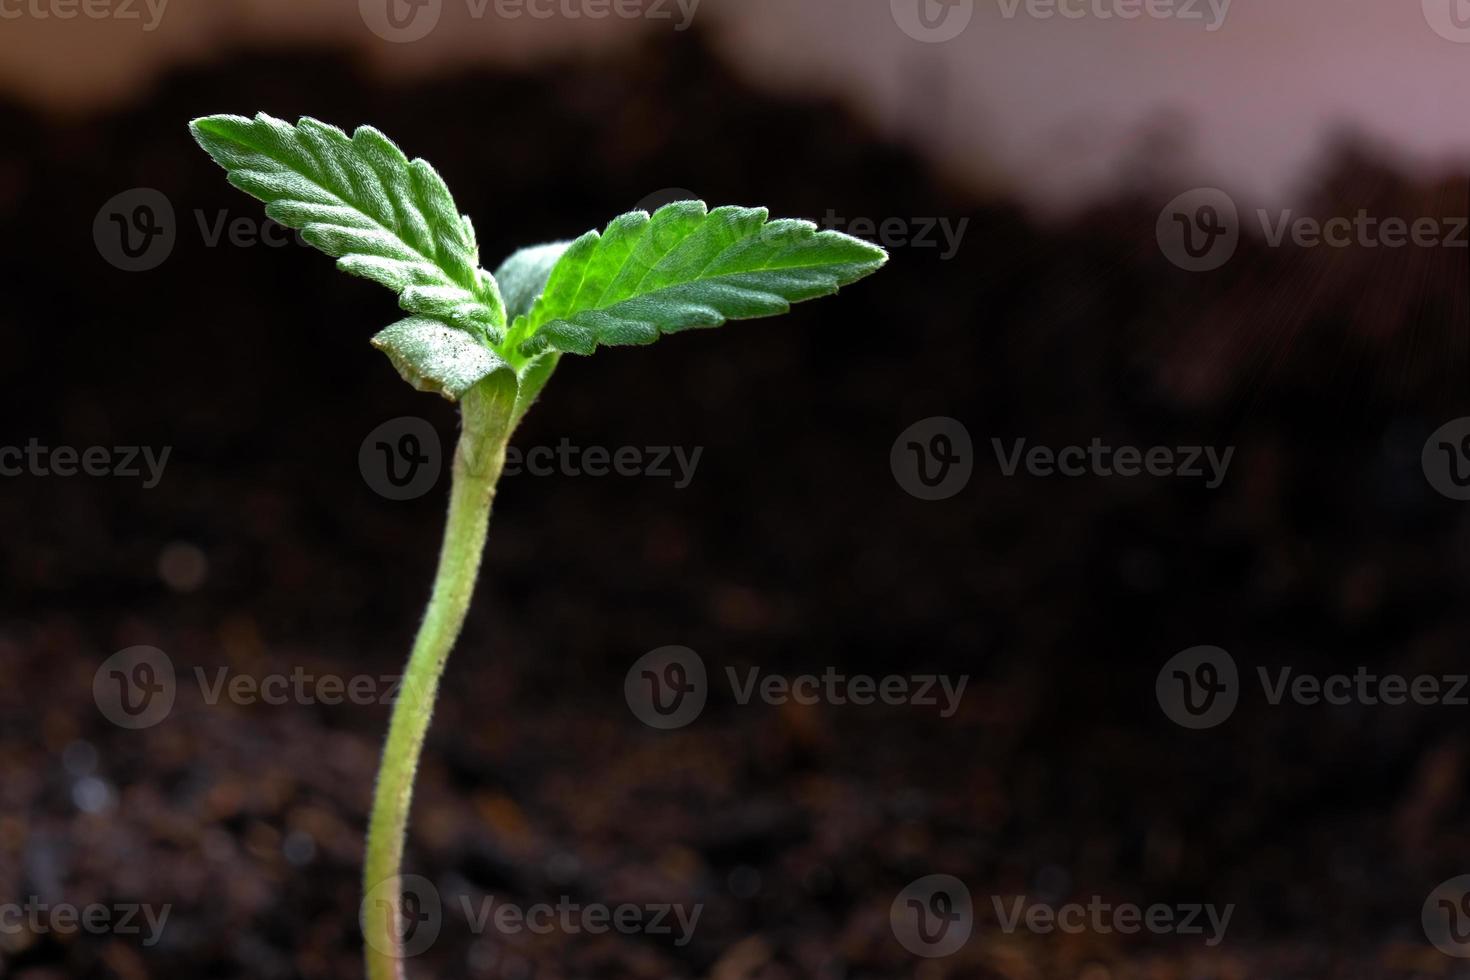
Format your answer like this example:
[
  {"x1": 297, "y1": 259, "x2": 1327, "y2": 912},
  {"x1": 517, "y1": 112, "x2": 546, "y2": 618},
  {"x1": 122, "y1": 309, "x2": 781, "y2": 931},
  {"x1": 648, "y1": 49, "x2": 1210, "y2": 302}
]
[{"x1": 0, "y1": 0, "x2": 1463, "y2": 212}]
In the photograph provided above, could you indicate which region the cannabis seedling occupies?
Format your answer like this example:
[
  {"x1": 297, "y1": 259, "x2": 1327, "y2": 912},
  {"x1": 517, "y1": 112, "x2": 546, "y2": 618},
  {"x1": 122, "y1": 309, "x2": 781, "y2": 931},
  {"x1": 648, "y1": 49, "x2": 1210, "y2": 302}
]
[{"x1": 189, "y1": 112, "x2": 886, "y2": 979}]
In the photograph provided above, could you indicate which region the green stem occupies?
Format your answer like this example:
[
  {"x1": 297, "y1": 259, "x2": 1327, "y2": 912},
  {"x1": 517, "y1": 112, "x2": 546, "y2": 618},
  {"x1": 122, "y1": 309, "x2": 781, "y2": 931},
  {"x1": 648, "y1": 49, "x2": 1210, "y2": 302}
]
[{"x1": 362, "y1": 377, "x2": 518, "y2": 980}]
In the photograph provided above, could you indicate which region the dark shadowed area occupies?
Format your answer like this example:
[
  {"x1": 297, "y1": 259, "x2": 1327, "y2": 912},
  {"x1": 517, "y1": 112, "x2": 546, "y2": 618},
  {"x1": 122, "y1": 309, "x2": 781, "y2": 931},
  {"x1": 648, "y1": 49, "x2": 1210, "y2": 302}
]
[{"x1": 0, "y1": 14, "x2": 1468, "y2": 980}]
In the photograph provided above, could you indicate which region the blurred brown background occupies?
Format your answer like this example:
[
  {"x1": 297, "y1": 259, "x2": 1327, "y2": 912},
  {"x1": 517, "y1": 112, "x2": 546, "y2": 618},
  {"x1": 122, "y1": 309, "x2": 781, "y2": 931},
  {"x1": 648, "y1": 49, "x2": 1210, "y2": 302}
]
[{"x1": 0, "y1": 1, "x2": 1468, "y2": 978}]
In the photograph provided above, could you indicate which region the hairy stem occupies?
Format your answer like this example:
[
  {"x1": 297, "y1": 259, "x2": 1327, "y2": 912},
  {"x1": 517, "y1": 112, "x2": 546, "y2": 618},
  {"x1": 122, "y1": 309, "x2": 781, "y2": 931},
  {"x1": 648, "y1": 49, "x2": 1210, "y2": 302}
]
[{"x1": 362, "y1": 376, "x2": 518, "y2": 980}]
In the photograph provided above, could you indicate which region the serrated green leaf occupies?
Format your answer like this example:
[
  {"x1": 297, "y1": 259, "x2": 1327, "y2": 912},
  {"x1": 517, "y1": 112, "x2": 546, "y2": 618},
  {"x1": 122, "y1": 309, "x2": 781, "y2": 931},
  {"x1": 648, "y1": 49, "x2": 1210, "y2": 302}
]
[
  {"x1": 189, "y1": 113, "x2": 506, "y2": 337},
  {"x1": 495, "y1": 240, "x2": 575, "y2": 322},
  {"x1": 513, "y1": 202, "x2": 887, "y2": 357},
  {"x1": 492, "y1": 242, "x2": 574, "y2": 424},
  {"x1": 371, "y1": 317, "x2": 512, "y2": 401}
]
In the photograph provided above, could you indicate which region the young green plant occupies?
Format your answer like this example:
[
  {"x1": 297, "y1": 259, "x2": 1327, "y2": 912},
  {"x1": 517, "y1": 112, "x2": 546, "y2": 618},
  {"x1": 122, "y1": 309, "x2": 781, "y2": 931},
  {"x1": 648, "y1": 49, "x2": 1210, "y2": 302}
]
[{"x1": 189, "y1": 112, "x2": 886, "y2": 979}]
